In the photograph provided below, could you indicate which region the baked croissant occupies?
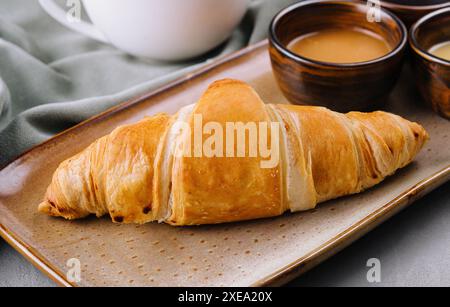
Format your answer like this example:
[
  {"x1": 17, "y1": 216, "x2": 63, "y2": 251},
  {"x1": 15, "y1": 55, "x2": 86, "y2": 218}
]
[{"x1": 39, "y1": 79, "x2": 429, "y2": 225}]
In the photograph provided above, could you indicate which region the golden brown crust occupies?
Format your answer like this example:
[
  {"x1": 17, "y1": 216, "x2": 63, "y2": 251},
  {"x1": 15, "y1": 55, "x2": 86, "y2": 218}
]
[
  {"x1": 39, "y1": 113, "x2": 170, "y2": 224},
  {"x1": 168, "y1": 79, "x2": 284, "y2": 225},
  {"x1": 39, "y1": 79, "x2": 429, "y2": 226},
  {"x1": 279, "y1": 105, "x2": 362, "y2": 203},
  {"x1": 270, "y1": 105, "x2": 317, "y2": 211}
]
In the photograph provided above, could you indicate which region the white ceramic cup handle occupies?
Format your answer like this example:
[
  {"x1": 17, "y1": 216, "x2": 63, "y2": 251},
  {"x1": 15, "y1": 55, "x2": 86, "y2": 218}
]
[{"x1": 38, "y1": 0, "x2": 109, "y2": 43}]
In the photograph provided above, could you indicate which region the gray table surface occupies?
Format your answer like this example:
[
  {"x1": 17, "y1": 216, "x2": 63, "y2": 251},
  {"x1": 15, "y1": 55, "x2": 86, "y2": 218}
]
[{"x1": 1, "y1": 181, "x2": 449, "y2": 287}]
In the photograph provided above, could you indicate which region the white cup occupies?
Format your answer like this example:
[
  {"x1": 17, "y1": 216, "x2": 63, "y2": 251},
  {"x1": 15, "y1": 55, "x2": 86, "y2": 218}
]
[{"x1": 39, "y1": 0, "x2": 249, "y2": 61}]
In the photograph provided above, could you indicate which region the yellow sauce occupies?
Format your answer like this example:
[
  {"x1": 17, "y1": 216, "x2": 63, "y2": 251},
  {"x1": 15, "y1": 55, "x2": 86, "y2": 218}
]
[
  {"x1": 429, "y1": 41, "x2": 450, "y2": 61},
  {"x1": 288, "y1": 28, "x2": 392, "y2": 64}
]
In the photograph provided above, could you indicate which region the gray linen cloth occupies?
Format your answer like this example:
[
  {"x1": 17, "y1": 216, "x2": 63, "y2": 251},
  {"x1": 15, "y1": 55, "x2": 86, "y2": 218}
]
[{"x1": 0, "y1": 0, "x2": 298, "y2": 166}]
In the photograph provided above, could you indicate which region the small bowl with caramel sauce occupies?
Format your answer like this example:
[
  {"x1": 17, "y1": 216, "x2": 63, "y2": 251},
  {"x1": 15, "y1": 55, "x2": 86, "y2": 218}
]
[
  {"x1": 381, "y1": 0, "x2": 450, "y2": 27},
  {"x1": 269, "y1": 0, "x2": 407, "y2": 112},
  {"x1": 410, "y1": 7, "x2": 450, "y2": 119}
]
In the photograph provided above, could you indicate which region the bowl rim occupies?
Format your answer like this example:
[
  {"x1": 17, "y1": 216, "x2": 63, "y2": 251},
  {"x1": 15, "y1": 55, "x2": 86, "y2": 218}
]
[
  {"x1": 409, "y1": 7, "x2": 450, "y2": 66},
  {"x1": 269, "y1": 0, "x2": 408, "y2": 69},
  {"x1": 380, "y1": 0, "x2": 450, "y2": 12}
]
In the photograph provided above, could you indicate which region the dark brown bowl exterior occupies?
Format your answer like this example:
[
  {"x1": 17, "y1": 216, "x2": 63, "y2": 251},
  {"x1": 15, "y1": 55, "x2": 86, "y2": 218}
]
[
  {"x1": 269, "y1": 0, "x2": 407, "y2": 112},
  {"x1": 381, "y1": 1, "x2": 450, "y2": 27},
  {"x1": 410, "y1": 8, "x2": 450, "y2": 119}
]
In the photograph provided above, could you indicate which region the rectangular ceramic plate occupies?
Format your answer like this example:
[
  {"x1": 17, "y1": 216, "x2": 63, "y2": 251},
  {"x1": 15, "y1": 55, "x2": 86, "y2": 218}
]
[{"x1": 0, "y1": 40, "x2": 449, "y2": 287}]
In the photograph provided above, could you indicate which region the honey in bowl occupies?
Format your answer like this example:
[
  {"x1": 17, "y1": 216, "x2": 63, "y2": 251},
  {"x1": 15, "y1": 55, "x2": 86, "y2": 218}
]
[
  {"x1": 287, "y1": 28, "x2": 392, "y2": 64},
  {"x1": 429, "y1": 41, "x2": 450, "y2": 61}
]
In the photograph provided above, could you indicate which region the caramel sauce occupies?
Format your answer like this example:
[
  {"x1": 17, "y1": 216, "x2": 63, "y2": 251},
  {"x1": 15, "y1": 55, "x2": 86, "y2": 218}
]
[
  {"x1": 288, "y1": 28, "x2": 392, "y2": 64},
  {"x1": 429, "y1": 41, "x2": 450, "y2": 61}
]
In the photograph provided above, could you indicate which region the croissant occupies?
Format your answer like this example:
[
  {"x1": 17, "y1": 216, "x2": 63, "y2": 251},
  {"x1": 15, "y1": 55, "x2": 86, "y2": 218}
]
[{"x1": 38, "y1": 79, "x2": 429, "y2": 225}]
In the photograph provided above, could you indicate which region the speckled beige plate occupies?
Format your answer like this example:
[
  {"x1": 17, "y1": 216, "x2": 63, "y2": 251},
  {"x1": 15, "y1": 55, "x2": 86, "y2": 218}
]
[{"x1": 0, "y1": 41, "x2": 449, "y2": 287}]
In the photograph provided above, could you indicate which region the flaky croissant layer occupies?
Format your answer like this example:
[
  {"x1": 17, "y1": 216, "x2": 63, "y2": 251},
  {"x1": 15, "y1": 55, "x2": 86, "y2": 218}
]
[{"x1": 39, "y1": 79, "x2": 429, "y2": 225}]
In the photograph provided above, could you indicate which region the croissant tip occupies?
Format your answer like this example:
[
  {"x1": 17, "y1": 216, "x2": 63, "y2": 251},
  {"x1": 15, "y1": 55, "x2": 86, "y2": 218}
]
[
  {"x1": 411, "y1": 122, "x2": 430, "y2": 147},
  {"x1": 38, "y1": 201, "x2": 50, "y2": 213},
  {"x1": 38, "y1": 200, "x2": 60, "y2": 217}
]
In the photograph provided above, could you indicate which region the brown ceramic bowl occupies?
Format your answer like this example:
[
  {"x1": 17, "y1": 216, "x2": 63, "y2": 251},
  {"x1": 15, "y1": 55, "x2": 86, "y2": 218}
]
[
  {"x1": 381, "y1": 0, "x2": 450, "y2": 27},
  {"x1": 409, "y1": 7, "x2": 450, "y2": 119},
  {"x1": 269, "y1": 0, "x2": 407, "y2": 112}
]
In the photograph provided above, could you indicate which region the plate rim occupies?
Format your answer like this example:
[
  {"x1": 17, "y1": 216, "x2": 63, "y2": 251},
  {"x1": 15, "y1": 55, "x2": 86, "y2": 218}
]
[
  {"x1": 251, "y1": 167, "x2": 450, "y2": 286},
  {"x1": 0, "y1": 39, "x2": 449, "y2": 287}
]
